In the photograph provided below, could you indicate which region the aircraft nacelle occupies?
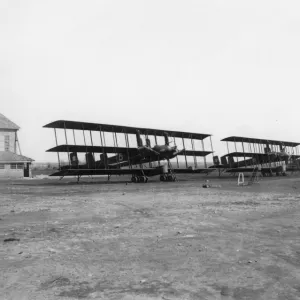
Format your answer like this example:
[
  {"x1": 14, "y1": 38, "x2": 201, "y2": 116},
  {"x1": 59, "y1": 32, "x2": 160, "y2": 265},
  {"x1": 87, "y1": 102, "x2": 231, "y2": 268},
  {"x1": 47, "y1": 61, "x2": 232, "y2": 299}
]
[
  {"x1": 136, "y1": 130, "x2": 143, "y2": 147},
  {"x1": 146, "y1": 138, "x2": 151, "y2": 147},
  {"x1": 164, "y1": 132, "x2": 169, "y2": 145}
]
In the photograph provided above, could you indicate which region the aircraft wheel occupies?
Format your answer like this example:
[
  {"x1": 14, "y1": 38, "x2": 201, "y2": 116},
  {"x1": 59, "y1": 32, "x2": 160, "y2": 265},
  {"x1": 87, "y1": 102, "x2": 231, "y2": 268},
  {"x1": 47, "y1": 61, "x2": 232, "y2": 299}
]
[
  {"x1": 172, "y1": 175, "x2": 176, "y2": 182},
  {"x1": 167, "y1": 174, "x2": 172, "y2": 181},
  {"x1": 160, "y1": 175, "x2": 164, "y2": 182},
  {"x1": 133, "y1": 176, "x2": 138, "y2": 183}
]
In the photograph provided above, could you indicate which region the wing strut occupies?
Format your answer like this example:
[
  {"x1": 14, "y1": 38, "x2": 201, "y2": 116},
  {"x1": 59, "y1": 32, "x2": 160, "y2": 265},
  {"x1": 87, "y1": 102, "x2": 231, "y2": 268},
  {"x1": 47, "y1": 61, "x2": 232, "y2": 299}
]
[
  {"x1": 54, "y1": 128, "x2": 61, "y2": 169},
  {"x1": 190, "y1": 134, "x2": 197, "y2": 168},
  {"x1": 90, "y1": 130, "x2": 96, "y2": 170},
  {"x1": 64, "y1": 121, "x2": 71, "y2": 167},
  {"x1": 154, "y1": 133, "x2": 160, "y2": 167},
  {"x1": 201, "y1": 139, "x2": 207, "y2": 168},
  {"x1": 124, "y1": 131, "x2": 132, "y2": 170},
  {"x1": 182, "y1": 135, "x2": 188, "y2": 168},
  {"x1": 173, "y1": 137, "x2": 179, "y2": 168}
]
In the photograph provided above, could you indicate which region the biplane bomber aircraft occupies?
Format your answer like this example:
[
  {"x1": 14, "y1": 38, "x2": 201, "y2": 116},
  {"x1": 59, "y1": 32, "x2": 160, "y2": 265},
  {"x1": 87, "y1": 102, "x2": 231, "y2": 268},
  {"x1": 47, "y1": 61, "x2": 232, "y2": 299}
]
[
  {"x1": 44, "y1": 120, "x2": 215, "y2": 183},
  {"x1": 212, "y1": 136, "x2": 300, "y2": 176}
]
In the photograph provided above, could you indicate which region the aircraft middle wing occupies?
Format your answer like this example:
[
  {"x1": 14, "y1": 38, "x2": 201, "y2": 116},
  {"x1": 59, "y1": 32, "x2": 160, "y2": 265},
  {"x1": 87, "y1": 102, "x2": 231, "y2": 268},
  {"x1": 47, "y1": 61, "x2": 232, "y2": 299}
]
[
  {"x1": 181, "y1": 150, "x2": 212, "y2": 157},
  {"x1": 46, "y1": 145, "x2": 139, "y2": 155}
]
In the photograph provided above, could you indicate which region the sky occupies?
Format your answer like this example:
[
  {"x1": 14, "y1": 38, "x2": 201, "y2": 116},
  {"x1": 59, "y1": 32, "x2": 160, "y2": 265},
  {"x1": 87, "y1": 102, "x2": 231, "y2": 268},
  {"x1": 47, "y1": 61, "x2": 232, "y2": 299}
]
[{"x1": 1, "y1": 0, "x2": 300, "y2": 162}]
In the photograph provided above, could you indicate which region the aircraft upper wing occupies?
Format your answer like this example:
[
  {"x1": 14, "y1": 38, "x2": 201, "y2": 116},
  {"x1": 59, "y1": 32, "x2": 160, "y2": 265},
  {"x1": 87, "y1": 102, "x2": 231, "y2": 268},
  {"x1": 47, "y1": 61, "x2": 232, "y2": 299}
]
[
  {"x1": 44, "y1": 120, "x2": 211, "y2": 140},
  {"x1": 221, "y1": 136, "x2": 300, "y2": 147},
  {"x1": 46, "y1": 145, "x2": 139, "y2": 155},
  {"x1": 222, "y1": 151, "x2": 300, "y2": 159}
]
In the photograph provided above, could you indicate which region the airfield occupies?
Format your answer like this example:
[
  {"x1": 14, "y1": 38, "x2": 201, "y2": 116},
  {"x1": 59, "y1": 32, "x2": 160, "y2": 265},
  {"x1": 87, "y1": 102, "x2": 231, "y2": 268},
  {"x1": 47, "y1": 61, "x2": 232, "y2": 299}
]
[{"x1": 1, "y1": 174, "x2": 300, "y2": 300}]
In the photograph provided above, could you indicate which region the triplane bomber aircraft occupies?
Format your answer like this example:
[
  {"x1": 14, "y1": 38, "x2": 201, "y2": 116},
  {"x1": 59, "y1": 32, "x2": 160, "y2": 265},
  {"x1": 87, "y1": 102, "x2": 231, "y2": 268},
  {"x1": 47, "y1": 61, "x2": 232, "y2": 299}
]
[
  {"x1": 44, "y1": 120, "x2": 215, "y2": 183},
  {"x1": 211, "y1": 136, "x2": 300, "y2": 176}
]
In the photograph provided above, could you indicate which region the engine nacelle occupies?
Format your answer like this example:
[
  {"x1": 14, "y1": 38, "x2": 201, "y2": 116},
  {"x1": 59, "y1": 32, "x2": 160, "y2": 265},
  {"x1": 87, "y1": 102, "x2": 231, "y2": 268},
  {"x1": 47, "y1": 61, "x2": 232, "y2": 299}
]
[
  {"x1": 136, "y1": 130, "x2": 143, "y2": 147},
  {"x1": 163, "y1": 132, "x2": 169, "y2": 145}
]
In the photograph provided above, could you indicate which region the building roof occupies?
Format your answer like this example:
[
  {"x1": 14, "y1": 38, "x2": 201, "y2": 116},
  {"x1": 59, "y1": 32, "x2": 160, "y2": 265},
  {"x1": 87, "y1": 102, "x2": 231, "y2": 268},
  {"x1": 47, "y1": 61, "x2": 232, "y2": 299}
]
[
  {"x1": 0, "y1": 151, "x2": 34, "y2": 163},
  {"x1": 0, "y1": 113, "x2": 20, "y2": 130}
]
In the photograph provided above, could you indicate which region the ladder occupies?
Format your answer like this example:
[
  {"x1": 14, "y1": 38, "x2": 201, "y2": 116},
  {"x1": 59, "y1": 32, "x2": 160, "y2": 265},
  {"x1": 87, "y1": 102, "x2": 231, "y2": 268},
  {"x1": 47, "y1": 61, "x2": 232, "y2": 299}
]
[{"x1": 248, "y1": 167, "x2": 260, "y2": 185}]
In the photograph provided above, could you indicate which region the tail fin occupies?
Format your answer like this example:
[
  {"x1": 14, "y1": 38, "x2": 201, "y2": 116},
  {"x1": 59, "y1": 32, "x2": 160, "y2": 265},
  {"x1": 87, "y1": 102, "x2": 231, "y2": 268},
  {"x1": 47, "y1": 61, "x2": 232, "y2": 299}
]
[
  {"x1": 100, "y1": 153, "x2": 108, "y2": 168},
  {"x1": 213, "y1": 156, "x2": 220, "y2": 166},
  {"x1": 70, "y1": 152, "x2": 79, "y2": 167},
  {"x1": 85, "y1": 152, "x2": 95, "y2": 168},
  {"x1": 228, "y1": 156, "x2": 235, "y2": 168},
  {"x1": 221, "y1": 156, "x2": 228, "y2": 166}
]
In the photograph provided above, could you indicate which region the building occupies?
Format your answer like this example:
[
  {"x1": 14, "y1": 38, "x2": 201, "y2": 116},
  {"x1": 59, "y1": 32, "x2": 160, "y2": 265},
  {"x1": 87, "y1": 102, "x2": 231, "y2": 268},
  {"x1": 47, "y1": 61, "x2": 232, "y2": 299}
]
[{"x1": 0, "y1": 113, "x2": 34, "y2": 178}]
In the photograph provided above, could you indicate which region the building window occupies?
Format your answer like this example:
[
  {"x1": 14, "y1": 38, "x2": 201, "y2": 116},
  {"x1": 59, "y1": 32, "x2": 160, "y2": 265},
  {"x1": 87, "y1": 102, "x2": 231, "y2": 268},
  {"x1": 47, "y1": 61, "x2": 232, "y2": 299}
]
[
  {"x1": 5, "y1": 135, "x2": 10, "y2": 151},
  {"x1": 10, "y1": 163, "x2": 24, "y2": 169},
  {"x1": 0, "y1": 164, "x2": 4, "y2": 169}
]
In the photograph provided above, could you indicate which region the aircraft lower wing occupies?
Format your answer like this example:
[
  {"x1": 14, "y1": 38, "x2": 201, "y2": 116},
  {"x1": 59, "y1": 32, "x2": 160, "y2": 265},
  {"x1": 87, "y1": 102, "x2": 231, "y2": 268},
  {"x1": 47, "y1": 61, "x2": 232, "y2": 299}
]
[
  {"x1": 174, "y1": 168, "x2": 216, "y2": 174},
  {"x1": 225, "y1": 167, "x2": 284, "y2": 173},
  {"x1": 49, "y1": 166, "x2": 216, "y2": 177},
  {"x1": 49, "y1": 167, "x2": 165, "y2": 177}
]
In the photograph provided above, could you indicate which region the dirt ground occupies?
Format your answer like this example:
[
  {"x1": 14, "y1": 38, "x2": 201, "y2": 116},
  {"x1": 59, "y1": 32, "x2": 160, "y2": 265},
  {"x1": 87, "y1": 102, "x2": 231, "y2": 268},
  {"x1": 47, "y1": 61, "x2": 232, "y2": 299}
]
[{"x1": 1, "y1": 174, "x2": 300, "y2": 300}]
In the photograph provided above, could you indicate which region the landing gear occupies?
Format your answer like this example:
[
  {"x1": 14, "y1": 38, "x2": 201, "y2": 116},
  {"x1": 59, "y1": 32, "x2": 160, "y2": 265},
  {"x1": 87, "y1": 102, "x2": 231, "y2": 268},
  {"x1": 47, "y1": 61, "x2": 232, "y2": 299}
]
[
  {"x1": 159, "y1": 160, "x2": 177, "y2": 182},
  {"x1": 131, "y1": 175, "x2": 148, "y2": 183},
  {"x1": 160, "y1": 173, "x2": 176, "y2": 182}
]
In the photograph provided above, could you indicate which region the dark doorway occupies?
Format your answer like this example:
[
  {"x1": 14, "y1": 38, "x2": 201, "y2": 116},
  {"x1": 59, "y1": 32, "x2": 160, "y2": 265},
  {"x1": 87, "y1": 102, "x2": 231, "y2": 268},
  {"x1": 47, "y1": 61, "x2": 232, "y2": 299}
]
[{"x1": 24, "y1": 163, "x2": 30, "y2": 177}]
